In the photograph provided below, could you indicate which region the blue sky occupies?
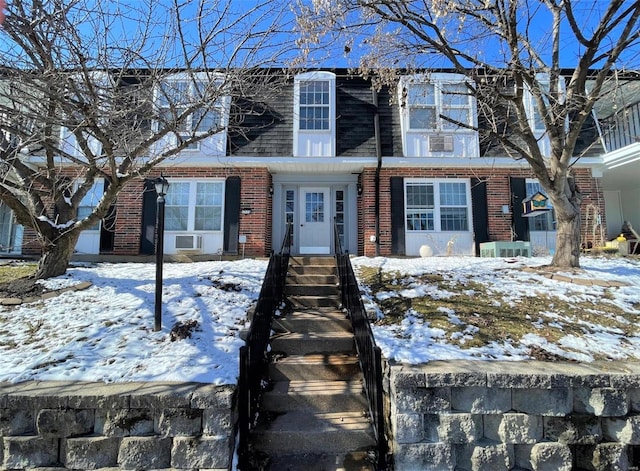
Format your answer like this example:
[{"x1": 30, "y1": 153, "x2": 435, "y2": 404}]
[
  {"x1": 1, "y1": 1, "x2": 637, "y2": 71},
  {"x1": 0, "y1": 0, "x2": 299, "y2": 69}
]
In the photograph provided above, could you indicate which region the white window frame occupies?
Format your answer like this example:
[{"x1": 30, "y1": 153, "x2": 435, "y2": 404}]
[
  {"x1": 298, "y1": 80, "x2": 331, "y2": 131},
  {"x1": 293, "y1": 71, "x2": 336, "y2": 156},
  {"x1": 525, "y1": 83, "x2": 549, "y2": 133},
  {"x1": 164, "y1": 179, "x2": 225, "y2": 233},
  {"x1": 404, "y1": 178, "x2": 471, "y2": 232},
  {"x1": 524, "y1": 74, "x2": 566, "y2": 133},
  {"x1": 60, "y1": 71, "x2": 112, "y2": 159},
  {"x1": 76, "y1": 179, "x2": 105, "y2": 231},
  {"x1": 401, "y1": 74, "x2": 475, "y2": 133},
  {"x1": 153, "y1": 72, "x2": 229, "y2": 151}
]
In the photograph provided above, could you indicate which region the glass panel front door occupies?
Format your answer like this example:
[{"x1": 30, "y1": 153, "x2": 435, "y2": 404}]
[{"x1": 299, "y1": 187, "x2": 331, "y2": 254}]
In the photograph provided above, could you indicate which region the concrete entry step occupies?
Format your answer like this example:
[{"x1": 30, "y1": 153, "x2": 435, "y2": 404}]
[
  {"x1": 272, "y1": 309, "x2": 351, "y2": 334},
  {"x1": 289, "y1": 294, "x2": 341, "y2": 309},
  {"x1": 288, "y1": 265, "x2": 337, "y2": 276},
  {"x1": 285, "y1": 283, "x2": 340, "y2": 296},
  {"x1": 269, "y1": 354, "x2": 361, "y2": 382},
  {"x1": 252, "y1": 410, "x2": 376, "y2": 454},
  {"x1": 265, "y1": 451, "x2": 376, "y2": 471},
  {"x1": 287, "y1": 273, "x2": 338, "y2": 285},
  {"x1": 262, "y1": 380, "x2": 367, "y2": 413},
  {"x1": 288, "y1": 256, "x2": 337, "y2": 277},
  {"x1": 271, "y1": 331, "x2": 355, "y2": 356},
  {"x1": 289, "y1": 256, "x2": 337, "y2": 266}
]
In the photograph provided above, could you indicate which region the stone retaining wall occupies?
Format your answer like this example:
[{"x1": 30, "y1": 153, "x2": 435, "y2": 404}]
[
  {"x1": 6, "y1": 361, "x2": 640, "y2": 470},
  {"x1": 0, "y1": 381, "x2": 235, "y2": 470},
  {"x1": 389, "y1": 360, "x2": 640, "y2": 471}
]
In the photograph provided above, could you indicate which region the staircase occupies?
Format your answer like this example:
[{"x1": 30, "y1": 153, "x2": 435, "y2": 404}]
[{"x1": 250, "y1": 256, "x2": 377, "y2": 471}]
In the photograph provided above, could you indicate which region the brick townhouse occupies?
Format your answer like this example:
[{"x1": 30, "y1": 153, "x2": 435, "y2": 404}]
[{"x1": 4, "y1": 69, "x2": 639, "y2": 259}]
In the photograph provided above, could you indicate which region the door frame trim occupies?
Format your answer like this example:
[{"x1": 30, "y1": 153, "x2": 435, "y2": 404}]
[{"x1": 272, "y1": 174, "x2": 358, "y2": 256}]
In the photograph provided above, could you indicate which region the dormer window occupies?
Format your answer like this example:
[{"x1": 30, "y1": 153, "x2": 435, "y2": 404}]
[
  {"x1": 407, "y1": 82, "x2": 472, "y2": 131},
  {"x1": 408, "y1": 83, "x2": 436, "y2": 130},
  {"x1": 293, "y1": 71, "x2": 336, "y2": 157},
  {"x1": 59, "y1": 71, "x2": 112, "y2": 159},
  {"x1": 299, "y1": 81, "x2": 330, "y2": 130},
  {"x1": 153, "y1": 73, "x2": 229, "y2": 156},
  {"x1": 523, "y1": 75, "x2": 564, "y2": 155},
  {"x1": 399, "y1": 73, "x2": 478, "y2": 158},
  {"x1": 526, "y1": 83, "x2": 560, "y2": 133}
]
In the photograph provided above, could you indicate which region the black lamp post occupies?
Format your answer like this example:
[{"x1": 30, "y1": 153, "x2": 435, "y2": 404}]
[{"x1": 154, "y1": 175, "x2": 170, "y2": 332}]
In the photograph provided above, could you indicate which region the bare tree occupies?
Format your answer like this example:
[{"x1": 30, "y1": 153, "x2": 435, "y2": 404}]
[
  {"x1": 0, "y1": 0, "x2": 293, "y2": 279},
  {"x1": 294, "y1": 0, "x2": 640, "y2": 267}
]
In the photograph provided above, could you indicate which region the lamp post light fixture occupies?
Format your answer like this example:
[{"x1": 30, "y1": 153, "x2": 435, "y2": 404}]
[{"x1": 153, "y1": 175, "x2": 170, "y2": 332}]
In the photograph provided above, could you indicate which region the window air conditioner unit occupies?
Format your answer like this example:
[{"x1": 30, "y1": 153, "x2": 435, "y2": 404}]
[
  {"x1": 499, "y1": 84, "x2": 517, "y2": 97},
  {"x1": 429, "y1": 135, "x2": 454, "y2": 152},
  {"x1": 175, "y1": 235, "x2": 203, "y2": 251}
]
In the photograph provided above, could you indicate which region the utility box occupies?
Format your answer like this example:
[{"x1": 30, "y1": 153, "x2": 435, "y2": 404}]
[{"x1": 480, "y1": 241, "x2": 532, "y2": 258}]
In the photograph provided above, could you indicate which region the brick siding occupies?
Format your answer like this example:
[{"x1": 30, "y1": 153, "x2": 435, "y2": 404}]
[
  {"x1": 21, "y1": 166, "x2": 273, "y2": 259},
  {"x1": 134, "y1": 167, "x2": 273, "y2": 258},
  {"x1": 359, "y1": 167, "x2": 605, "y2": 257}
]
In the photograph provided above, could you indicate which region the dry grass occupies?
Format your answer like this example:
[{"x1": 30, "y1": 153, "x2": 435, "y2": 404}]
[
  {"x1": 357, "y1": 265, "x2": 636, "y2": 361},
  {"x1": 0, "y1": 262, "x2": 37, "y2": 284}
]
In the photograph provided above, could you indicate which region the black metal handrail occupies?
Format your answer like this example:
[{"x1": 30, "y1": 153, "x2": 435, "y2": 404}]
[
  {"x1": 238, "y1": 223, "x2": 292, "y2": 466},
  {"x1": 333, "y1": 222, "x2": 388, "y2": 469}
]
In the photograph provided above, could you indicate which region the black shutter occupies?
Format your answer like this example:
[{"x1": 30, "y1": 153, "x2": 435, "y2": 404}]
[
  {"x1": 139, "y1": 179, "x2": 157, "y2": 255},
  {"x1": 223, "y1": 176, "x2": 241, "y2": 254},
  {"x1": 390, "y1": 176, "x2": 405, "y2": 255},
  {"x1": 470, "y1": 178, "x2": 489, "y2": 255},
  {"x1": 510, "y1": 177, "x2": 529, "y2": 241}
]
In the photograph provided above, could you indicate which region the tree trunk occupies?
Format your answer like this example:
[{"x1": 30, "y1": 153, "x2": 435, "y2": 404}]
[
  {"x1": 34, "y1": 232, "x2": 81, "y2": 279},
  {"x1": 551, "y1": 209, "x2": 581, "y2": 268},
  {"x1": 547, "y1": 172, "x2": 583, "y2": 269}
]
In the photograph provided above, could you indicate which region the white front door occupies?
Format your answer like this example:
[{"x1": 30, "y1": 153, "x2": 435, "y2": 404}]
[{"x1": 299, "y1": 187, "x2": 331, "y2": 254}]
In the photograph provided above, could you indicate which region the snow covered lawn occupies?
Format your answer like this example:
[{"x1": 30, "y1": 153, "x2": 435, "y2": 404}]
[
  {"x1": 0, "y1": 259, "x2": 267, "y2": 385},
  {"x1": 0, "y1": 255, "x2": 639, "y2": 386},
  {"x1": 354, "y1": 255, "x2": 640, "y2": 364}
]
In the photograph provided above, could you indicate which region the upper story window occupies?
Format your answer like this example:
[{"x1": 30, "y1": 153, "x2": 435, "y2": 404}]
[
  {"x1": 525, "y1": 83, "x2": 550, "y2": 133},
  {"x1": 522, "y1": 75, "x2": 565, "y2": 157},
  {"x1": 524, "y1": 75, "x2": 566, "y2": 133},
  {"x1": 403, "y1": 76, "x2": 474, "y2": 132},
  {"x1": 299, "y1": 81, "x2": 330, "y2": 130},
  {"x1": 294, "y1": 71, "x2": 336, "y2": 157},
  {"x1": 60, "y1": 71, "x2": 112, "y2": 159},
  {"x1": 154, "y1": 73, "x2": 229, "y2": 152},
  {"x1": 399, "y1": 74, "x2": 478, "y2": 158}
]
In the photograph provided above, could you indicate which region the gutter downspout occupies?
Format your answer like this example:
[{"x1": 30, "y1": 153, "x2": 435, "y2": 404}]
[{"x1": 373, "y1": 86, "x2": 382, "y2": 257}]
